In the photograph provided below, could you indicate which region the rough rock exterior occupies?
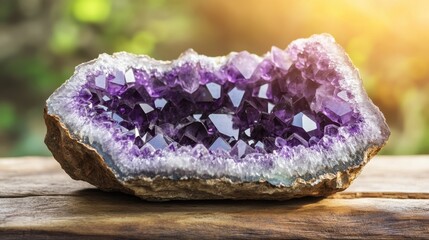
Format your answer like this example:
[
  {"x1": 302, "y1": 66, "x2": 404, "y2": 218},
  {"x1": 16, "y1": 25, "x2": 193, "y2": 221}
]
[{"x1": 44, "y1": 34, "x2": 389, "y2": 200}]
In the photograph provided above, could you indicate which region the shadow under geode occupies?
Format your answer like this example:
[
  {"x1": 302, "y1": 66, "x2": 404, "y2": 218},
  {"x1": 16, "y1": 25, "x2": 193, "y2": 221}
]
[{"x1": 69, "y1": 188, "x2": 324, "y2": 215}]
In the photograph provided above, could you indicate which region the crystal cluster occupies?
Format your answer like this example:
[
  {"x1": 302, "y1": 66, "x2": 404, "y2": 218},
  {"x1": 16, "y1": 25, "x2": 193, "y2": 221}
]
[
  {"x1": 77, "y1": 47, "x2": 359, "y2": 159},
  {"x1": 45, "y1": 34, "x2": 390, "y2": 198}
]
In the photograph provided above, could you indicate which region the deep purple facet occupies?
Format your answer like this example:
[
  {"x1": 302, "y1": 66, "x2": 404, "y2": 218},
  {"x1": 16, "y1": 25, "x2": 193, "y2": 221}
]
[{"x1": 273, "y1": 98, "x2": 293, "y2": 124}]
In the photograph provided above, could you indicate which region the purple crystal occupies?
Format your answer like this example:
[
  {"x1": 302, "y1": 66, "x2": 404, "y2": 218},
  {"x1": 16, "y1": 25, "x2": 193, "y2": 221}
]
[
  {"x1": 271, "y1": 46, "x2": 292, "y2": 71},
  {"x1": 254, "y1": 83, "x2": 271, "y2": 99},
  {"x1": 124, "y1": 69, "x2": 136, "y2": 84},
  {"x1": 94, "y1": 75, "x2": 106, "y2": 89},
  {"x1": 145, "y1": 134, "x2": 169, "y2": 150},
  {"x1": 209, "y1": 137, "x2": 231, "y2": 151},
  {"x1": 208, "y1": 113, "x2": 239, "y2": 140},
  {"x1": 285, "y1": 133, "x2": 309, "y2": 147},
  {"x1": 177, "y1": 63, "x2": 200, "y2": 94},
  {"x1": 273, "y1": 98, "x2": 293, "y2": 124},
  {"x1": 154, "y1": 98, "x2": 167, "y2": 109},
  {"x1": 70, "y1": 35, "x2": 379, "y2": 160},
  {"x1": 206, "y1": 82, "x2": 221, "y2": 99},
  {"x1": 324, "y1": 124, "x2": 339, "y2": 136},
  {"x1": 292, "y1": 112, "x2": 318, "y2": 135},
  {"x1": 230, "y1": 140, "x2": 256, "y2": 158},
  {"x1": 228, "y1": 87, "x2": 245, "y2": 107},
  {"x1": 110, "y1": 70, "x2": 126, "y2": 85},
  {"x1": 230, "y1": 51, "x2": 259, "y2": 79},
  {"x1": 323, "y1": 97, "x2": 353, "y2": 124}
]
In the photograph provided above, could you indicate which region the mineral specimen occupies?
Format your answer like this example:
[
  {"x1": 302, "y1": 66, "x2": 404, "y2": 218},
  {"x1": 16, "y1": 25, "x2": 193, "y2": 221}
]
[{"x1": 44, "y1": 34, "x2": 390, "y2": 200}]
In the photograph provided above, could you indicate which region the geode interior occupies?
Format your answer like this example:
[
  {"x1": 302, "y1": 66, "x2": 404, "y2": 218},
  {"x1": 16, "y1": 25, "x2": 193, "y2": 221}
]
[{"x1": 45, "y1": 34, "x2": 389, "y2": 199}]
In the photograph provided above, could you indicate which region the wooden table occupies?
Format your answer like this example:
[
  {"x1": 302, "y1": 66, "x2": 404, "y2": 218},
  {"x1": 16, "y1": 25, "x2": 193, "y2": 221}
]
[{"x1": 0, "y1": 156, "x2": 428, "y2": 239}]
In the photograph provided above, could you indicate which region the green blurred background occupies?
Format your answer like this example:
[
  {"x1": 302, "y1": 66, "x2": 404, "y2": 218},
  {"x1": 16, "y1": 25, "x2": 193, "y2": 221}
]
[{"x1": 1, "y1": 0, "x2": 428, "y2": 157}]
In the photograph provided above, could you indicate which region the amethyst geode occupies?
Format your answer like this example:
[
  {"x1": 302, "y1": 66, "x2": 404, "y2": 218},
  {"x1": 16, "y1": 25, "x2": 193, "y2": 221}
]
[{"x1": 45, "y1": 34, "x2": 389, "y2": 200}]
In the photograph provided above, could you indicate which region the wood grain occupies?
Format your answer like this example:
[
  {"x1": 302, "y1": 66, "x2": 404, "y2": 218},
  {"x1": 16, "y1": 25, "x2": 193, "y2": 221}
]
[{"x1": 0, "y1": 156, "x2": 428, "y2": 239}]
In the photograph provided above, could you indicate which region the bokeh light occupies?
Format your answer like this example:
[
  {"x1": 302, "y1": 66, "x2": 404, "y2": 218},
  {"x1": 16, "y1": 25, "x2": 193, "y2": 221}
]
[{"x1": 0, "y1": 0, "x2": 428, "y2": 156}]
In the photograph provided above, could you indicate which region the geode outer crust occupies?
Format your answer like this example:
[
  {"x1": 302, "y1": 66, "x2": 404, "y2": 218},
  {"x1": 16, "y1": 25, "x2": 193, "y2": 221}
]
[{"x1": 45, "y1": 108, "x2": 381, "y2": 200}]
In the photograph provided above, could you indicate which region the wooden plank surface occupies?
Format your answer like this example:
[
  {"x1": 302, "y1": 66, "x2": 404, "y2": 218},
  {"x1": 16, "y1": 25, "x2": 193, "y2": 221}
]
[{"x1": 0, "y1": 156, "x2": 428, "y2": 239}]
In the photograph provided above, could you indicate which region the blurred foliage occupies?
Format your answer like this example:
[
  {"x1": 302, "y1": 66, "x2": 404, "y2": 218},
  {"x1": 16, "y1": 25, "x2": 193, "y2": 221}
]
[{"x1": 0, "y1": 0, "x2": 428, "y2": 156}]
